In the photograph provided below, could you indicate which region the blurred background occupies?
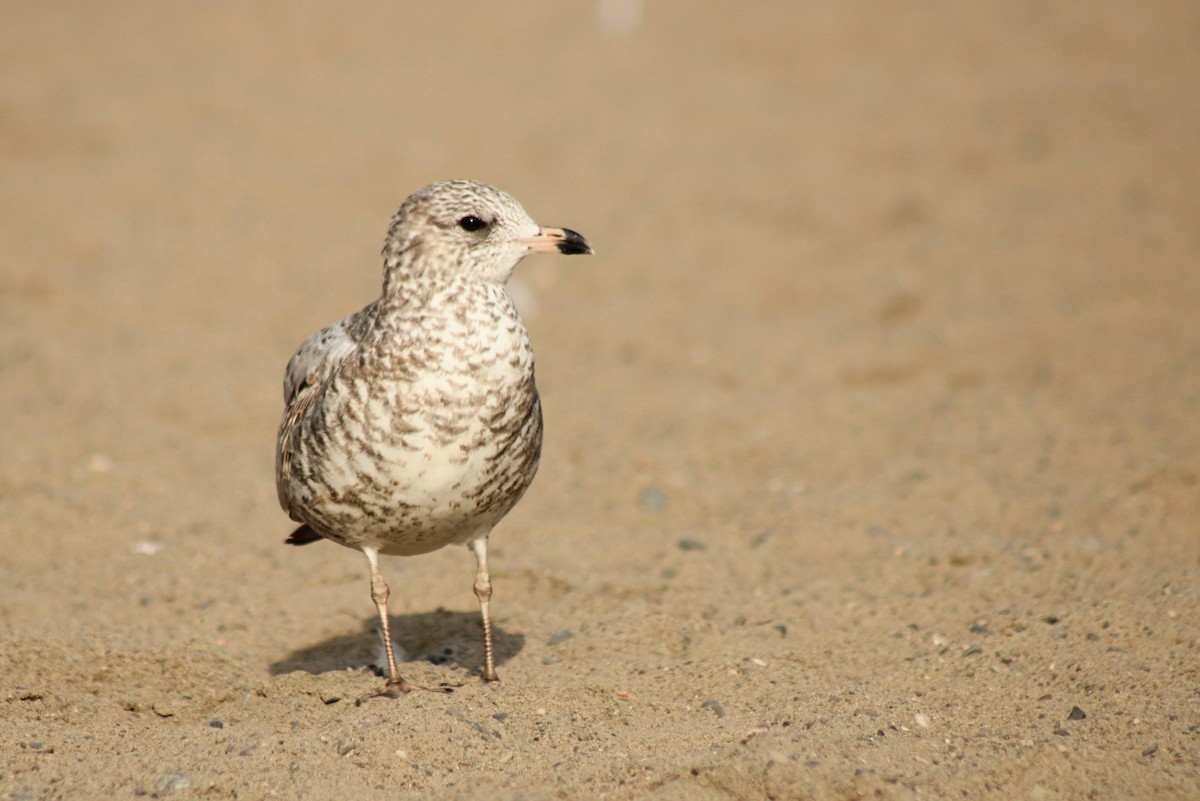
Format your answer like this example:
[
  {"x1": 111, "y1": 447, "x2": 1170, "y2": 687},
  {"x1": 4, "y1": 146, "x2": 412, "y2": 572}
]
[{"x1": 2, "y1": 1, "x2": 1198, "y2": 797}]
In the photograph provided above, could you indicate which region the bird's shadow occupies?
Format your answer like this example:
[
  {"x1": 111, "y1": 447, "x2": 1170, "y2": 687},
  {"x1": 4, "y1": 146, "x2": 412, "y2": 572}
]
[{"x1": 268, "y1": 609, "x2": 524, "y2": 679}]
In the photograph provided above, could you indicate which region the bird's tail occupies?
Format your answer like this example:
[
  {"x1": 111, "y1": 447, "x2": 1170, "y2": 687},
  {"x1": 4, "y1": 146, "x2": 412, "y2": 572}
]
[{"x1": 285, "y1": 524, "x2": 324, "y2": 546}]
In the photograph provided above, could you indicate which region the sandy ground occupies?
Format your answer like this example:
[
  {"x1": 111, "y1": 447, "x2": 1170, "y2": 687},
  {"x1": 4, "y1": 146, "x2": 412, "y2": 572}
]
[{"x1": 2, "y1": 2, "x2": 1199, "y2": 799}]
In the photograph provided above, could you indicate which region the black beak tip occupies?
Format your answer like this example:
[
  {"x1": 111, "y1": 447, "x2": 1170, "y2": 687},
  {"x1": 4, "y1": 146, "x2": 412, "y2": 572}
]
[{"x1": 556, "y1": 228, "x2": 593, "y2": 256}]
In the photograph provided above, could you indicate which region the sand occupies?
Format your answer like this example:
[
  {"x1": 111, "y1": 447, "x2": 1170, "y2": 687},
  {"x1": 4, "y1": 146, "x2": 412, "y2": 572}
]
[{"x1": 2, "y1": 2, "x2": 1198, "y2": 799}]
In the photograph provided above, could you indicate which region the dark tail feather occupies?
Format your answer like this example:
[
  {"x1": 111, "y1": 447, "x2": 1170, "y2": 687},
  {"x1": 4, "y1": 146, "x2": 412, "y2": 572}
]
[{"x1": 285, "y1": 524, "x2": 324, "y2": 546}]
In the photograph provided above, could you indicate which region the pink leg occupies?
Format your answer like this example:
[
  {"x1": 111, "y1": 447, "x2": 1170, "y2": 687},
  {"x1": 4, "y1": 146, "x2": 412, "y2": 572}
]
[
  {"x1": 363, "y1": 547, "x2": 410, "y2": 693},
  {"x1": 471, "y1": 538, "x2": 499, "y2": 682}
]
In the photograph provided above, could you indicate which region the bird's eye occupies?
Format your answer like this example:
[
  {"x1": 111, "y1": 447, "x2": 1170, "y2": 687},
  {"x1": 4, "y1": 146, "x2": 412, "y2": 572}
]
[{"x1": 458, "y1": 215, "x2": 488, "y2": 232}]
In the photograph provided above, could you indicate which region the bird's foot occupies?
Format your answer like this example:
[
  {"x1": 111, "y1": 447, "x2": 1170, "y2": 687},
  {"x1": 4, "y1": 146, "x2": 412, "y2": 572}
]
[{"x1": 354, "y1": 678, "x2": 456, "y2": 705}]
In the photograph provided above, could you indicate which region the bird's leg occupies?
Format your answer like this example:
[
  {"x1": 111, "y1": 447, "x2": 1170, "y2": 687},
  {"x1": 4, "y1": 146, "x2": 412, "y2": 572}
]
[
  {"x1": 355, "y1": 548, "x2": 454, "y2": 703},
  {"x1": 470, "y1": 537, "x2": 499, "y2": 682},
  {"x1": 363, "y1": 547, "x2": 410, "y2": 694}
]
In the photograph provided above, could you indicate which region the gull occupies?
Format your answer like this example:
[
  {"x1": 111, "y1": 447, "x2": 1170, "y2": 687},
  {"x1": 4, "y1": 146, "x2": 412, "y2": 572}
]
[{"x1": 275, "y1": 180, "x2": 591, "y2": 693}]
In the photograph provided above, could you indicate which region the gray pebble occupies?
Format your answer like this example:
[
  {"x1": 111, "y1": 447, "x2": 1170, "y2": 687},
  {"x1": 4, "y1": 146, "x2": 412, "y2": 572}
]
[
  {"x1": 1067, "y1": 706, "x2": 1086, "y2": 721},
  {"x1": 154, "y1": 771, "x2": 192, "y2": 794},
  {"x1": 677, "y1": 538, "x2": 706, "y2": 551},
  {"x1": 700, "y1": 699, "x2": 726, "y2": 718},
  {"x1": 750, "y1": 530, "x2": 775, "y2": 547},
  {"x1": 547, "y1": 628, "x2": 573, "y2": 646},
  {"x1": 638, "y1": 487, "x2": 667, "y2": 513},
  {"x1": 542, "y1": 655, "x2": 559, "y2": 665},
  {"x1": 962, "y1": 644, "x2": 982, "y2": 656}
]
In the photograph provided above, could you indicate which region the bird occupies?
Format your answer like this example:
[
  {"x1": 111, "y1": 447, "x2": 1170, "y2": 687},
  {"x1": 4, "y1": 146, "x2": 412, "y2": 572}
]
[{"x1": 275, "y1": 179, "x2": 592, "y2": 694}]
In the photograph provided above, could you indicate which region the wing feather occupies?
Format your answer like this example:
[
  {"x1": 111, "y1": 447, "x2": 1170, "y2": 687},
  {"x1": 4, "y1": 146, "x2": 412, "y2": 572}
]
[{"x1": 275, "y1": 308, "x2": 370, "y2": 518}]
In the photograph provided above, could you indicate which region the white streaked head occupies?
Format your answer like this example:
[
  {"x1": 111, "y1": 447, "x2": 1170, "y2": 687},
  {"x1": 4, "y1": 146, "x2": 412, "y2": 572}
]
[{"x1": 381, "y1": 180, "x2": 591, "y2": 288}]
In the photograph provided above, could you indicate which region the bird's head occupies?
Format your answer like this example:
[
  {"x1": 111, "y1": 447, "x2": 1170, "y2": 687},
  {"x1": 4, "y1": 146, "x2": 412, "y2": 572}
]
[{"x1": 381, "y1": 180, "x2": 591, "y2": 291}]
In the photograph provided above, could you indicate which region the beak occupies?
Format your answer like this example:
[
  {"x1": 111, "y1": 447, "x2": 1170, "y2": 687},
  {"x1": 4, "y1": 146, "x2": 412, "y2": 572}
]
[{"x1": 521, "y1": 227, "x2": 593, "y2": 256}]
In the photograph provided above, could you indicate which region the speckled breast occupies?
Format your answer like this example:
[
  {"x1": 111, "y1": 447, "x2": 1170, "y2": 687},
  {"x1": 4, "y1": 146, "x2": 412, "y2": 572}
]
[{"x1": 285, "y1": 286, "x2": 544, "y2": 555}]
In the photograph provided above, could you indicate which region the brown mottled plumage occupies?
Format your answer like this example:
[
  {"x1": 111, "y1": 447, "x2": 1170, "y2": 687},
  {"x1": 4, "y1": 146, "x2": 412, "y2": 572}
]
[{"x1": 275, "y1": 180, "x2": 591, "y2": 693}]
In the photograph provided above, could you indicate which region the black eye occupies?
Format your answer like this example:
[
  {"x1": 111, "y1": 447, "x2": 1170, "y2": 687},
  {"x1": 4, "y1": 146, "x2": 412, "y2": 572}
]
[{"x1": 458, "y1": 215, "x2": 488, "y2": 232}]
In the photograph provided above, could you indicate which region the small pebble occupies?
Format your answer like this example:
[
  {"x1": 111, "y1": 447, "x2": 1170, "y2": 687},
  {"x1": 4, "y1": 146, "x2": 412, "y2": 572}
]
[
  {"x1": 542, "y1": 655, "x2": 559, "y2": 665},
  {"x1": 130, "y1": 540, "x2": 165, "y2": 556},
  {"x1": 700, "y1": 699, "x2": 726, "y2": 718},
  {"x1": 547, "y1": 628, "x2": 573, "y2": 646},
  {"x1": 208, "y1": 719, "x2": 224, "y2": 729},
  {"x1": 492, "y1": 712, "x2": 509, "y2": 721},
  {"x1": 914, "y1": 713, "x2": 931, "y2": 729},
  {"x1": 87, "y1": 453, "x2": 113, "y2": 472},
  {"x1": 1067, "y1": 706, "x2": 1086, "y2": 721},
  {"x1": 969, "y1": 623, "x2": 989, "y2": 634},
  {"x1": 962, "y1": 644, "x2": 982, "y2": 656},
  {"x1": 152, "y1": 702, "x2": 177, "y2": 718},
  {"x1": 153, "y1": 771, "x2": 192, "y2": 794},
  {"x1": 638, "y1": 487, "x2": 667, "y2": 513},
  {"x1": 1142, "y1": 744, "x2": 1158, "y2": 757},
  {"x1": 1053, "y1": 728, "x2": 1069, "y2": 737},
  {"x1": 677, "y1": 538, "x2": 706, "y2": 551},
  {"x1": 749, "y1": 530, "x2": 775, "y2": 547}
]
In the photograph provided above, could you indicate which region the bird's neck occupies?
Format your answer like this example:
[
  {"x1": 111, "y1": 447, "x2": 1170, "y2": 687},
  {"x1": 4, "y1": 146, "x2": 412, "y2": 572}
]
[{"x1": 381, "y1": 243, "x2": 453, "y2": 300}]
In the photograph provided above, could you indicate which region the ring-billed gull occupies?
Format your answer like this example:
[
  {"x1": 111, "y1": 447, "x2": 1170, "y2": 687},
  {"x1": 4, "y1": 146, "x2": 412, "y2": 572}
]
[{"x1": 275, "y1": 180, "x2": 592, "y2": 694}]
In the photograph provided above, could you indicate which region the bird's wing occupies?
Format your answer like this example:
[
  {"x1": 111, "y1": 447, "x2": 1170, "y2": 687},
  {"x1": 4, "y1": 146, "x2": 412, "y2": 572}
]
[
  {"x1": 282, "y1": 313, "x2": 362, "y2": 405},
  {"x1": 275, "y1": 307, "x2": 370, "y2": 518}
]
